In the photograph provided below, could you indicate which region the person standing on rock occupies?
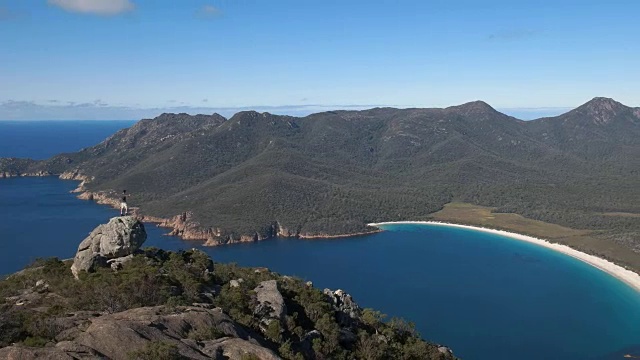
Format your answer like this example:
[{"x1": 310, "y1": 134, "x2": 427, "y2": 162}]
[{"x1": 120, "y1": 190, "x2": 129, "y2": 216}]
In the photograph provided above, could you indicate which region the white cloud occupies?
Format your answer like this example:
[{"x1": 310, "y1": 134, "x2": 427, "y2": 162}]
[
  {"x1": 199, "y1": 4, "x2": 221, "y2": 18},
  {"x1": 48, "y1": 0, "x2": 135, "y2": 16}
]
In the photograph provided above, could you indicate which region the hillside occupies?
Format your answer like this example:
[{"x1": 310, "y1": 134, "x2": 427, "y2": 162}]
[{"x1": 1, "y1": 97, "x2": 639, "y2": 267}]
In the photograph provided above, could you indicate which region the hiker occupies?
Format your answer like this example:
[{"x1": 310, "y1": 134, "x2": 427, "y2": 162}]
[{"x1": 120, "y1": 190, "x2": 129, "y2": 216}]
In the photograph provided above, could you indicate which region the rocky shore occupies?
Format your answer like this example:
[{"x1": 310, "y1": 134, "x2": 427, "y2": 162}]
[{"x1": 50, "y1": 170, "x2": 380, "y2": 246}]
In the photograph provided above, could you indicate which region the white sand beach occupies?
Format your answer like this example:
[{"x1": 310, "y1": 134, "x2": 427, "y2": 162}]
[{"x1": 368, "y1": 221, "x2": 640, "y2": 293}]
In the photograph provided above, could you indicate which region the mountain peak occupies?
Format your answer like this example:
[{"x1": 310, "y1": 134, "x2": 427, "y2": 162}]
[
  {"x1": 451, "y1": 100, "x2": 496, "y2": 112},
  {"x1": 580, "y1": 97, "x2": 626, "y2": 112},
  {"x1": 444, "y1": 100, "x2": 510, "y2": 121},
  {"x1": 567, "y1": 97, "x2": 631, "y2": 125}
]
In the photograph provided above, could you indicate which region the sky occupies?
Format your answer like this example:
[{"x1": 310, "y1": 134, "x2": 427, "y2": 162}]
[{"x1": 0, "y1": 0, "x2": 639, "y2": 120}]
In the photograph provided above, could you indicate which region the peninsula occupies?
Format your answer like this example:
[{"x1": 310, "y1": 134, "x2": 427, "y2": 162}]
[{"x1": 1, "y1": 97, "x2": 639, "y2": 272}]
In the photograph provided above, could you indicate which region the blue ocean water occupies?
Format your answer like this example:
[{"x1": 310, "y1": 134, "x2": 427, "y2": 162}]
[
  {"x1": 1, "y1": 122, "x2": 640, "y2": 359},
  {"x1": 0, "y1": 120, "x2": 135, "y2": 159}
]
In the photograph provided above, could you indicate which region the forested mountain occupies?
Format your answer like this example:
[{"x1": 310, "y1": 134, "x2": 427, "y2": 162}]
[{"x1": 1, "y1": 97, "x2": 639, "y2": 258}]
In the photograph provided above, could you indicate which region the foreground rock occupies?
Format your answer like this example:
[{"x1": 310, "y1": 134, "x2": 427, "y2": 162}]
[
  {"x1": 0, "y1": 306, "x2": 280, "y2": 360},
  {"x1": 70, "y1": 216, "x2": 146, "y2": 278}
]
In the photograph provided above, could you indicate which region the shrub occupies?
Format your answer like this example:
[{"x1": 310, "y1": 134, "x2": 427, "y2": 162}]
[{"x1": 127, "y1": 341, "x2": 185, "y2": 360}]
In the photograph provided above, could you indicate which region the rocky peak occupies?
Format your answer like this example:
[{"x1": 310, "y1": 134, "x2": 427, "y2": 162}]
[
  {"x1": 569, "y1": 97, "x2": 630, "y2": 125},
  {"x1": 581, "y1": 97, "x2": 625, "y2": 111}
]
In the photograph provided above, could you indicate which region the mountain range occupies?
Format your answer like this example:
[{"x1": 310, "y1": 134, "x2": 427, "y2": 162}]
[{"x1": 1, "y1": 97, "x2": 639, "y2": 264}]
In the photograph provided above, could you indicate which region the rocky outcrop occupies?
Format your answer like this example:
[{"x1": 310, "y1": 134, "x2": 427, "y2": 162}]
[
  {"x1": 70, "y1": 216, "x2": 147, "y2": 279},
  {"x1": 324, "y1": 288, "x2": 361, "y2": 327},
  {"x1": 76, "y1": 190, "x2": 120, "y2": 208},
  {"x1": 144, "y1": 212, "x2": 216, "y2": 240},
  {"x1": 59, "y1": 170, "x2": 93, "y2": 194},
  {"x1": 0, "y1": 306, "x2": 280, "y2": 360},
  {"x1": 142, "y1": 212, "x2": 268, "y2": 246},
  {"x1": 254, "y1": 280, "x2": 286, "y2": 331}
]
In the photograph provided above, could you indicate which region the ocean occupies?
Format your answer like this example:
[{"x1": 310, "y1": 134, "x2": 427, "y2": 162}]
[
  {"x1": 0, "y1": 120, "x2": 136, "y2": 159},
  {"x1": 1, "y1": 120, "x2": 640, "y2": 360}
]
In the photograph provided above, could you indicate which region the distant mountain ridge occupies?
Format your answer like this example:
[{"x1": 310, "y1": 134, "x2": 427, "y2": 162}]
[{"x1": 1, "y1": 97, "x2": 639, "y2": 263}]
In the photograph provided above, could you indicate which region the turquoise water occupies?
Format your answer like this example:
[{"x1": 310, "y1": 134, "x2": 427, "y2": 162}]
[{"x1": 1, "y1": 178, "x2": 640, "y2": 359}]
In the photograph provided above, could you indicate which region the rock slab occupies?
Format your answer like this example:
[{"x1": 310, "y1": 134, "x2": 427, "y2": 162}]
[
  {"x1": 254, "y1": 280, "x2": 286, "y2": 329},
  {"x1": 0, "y1": 306, "x2": 280, "y2": 360}
]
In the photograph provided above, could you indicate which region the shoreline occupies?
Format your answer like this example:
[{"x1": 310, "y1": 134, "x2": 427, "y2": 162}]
[
  {"x1": 368, "y1": 221, "x2": 640, "y2": 293},
  {"x1": 38, "y1": 174, "x2": 381, "y2": 244},
  {"x1": 298, "y1": 229, "x2": 383, "y2": 240}
]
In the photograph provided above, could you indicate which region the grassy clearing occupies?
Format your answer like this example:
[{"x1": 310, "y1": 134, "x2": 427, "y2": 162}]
[
  {"x1": 430, "y1": 202, "x2": 590, "y2": 239},
  {"x1": 429, "y1": 202, "x2": 640, "y2": 273},
  {"x1": 600, "y1": 212, "x2": 640, "y2": 218}
]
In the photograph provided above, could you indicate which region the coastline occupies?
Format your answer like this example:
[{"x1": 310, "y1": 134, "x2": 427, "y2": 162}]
[
  {"x1": 368, "y1": 221, "x2": 640, "y2": 293},
  {"x1": 32, "y1": 173, "x2": 380, "y2": 244},
  {"x1": 298, "y1": 229, "x2": 382, "y2": 240}
]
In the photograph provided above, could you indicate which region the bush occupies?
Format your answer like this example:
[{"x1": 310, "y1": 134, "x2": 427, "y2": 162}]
[
  {"x1": 127, "y1": 341, "x2": 185, "y2": 360},
  {"x1": 22, "y1": 336, "x2": 49, "y2": 348},
  {"x1": 187, "y1": 326, "x2": 225, "y2": 342}
]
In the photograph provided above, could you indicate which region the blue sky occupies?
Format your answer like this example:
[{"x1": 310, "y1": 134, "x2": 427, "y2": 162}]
[{"x1": 0, "y1": 0, "x2": 638, "y2": 120}]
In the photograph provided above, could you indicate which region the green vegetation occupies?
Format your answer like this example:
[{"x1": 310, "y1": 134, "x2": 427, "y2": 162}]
[
  {"x1": 128, "y1": 341, "x2": 185, "y2": 360},
  {"x1": 0, "y1": 251, "x2": 454, "y2": 359},
  {"x1": 1, "y1": 97, "x2": 639, "y2": 270}
]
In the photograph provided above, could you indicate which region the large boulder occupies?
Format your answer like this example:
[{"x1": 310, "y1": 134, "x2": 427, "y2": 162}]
[
  {"x1": 70, "y1": 216, "x2": 147, "y2": 279},
  {"x1": 253, "y1": 280, "x2": 286, "y2": 330}
]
